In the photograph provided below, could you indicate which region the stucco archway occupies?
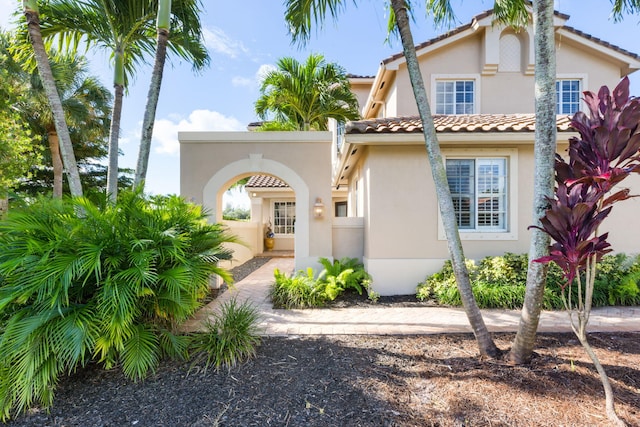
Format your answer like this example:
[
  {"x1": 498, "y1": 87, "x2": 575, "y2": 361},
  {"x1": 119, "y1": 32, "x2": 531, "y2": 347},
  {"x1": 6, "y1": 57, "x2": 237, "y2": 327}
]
[
  {"x1": 179, "y1": 131, "x2": 334, "y2": 272},
  {"x1": 203, "y1": 156, "x2": 311, "y2": 265}
]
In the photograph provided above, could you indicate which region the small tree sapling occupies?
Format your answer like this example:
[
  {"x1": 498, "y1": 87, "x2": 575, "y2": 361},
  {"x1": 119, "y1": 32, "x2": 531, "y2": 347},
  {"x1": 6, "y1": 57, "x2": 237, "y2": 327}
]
[{"x1": 532, "y1": 77, "x2": 640, "y2": 426}]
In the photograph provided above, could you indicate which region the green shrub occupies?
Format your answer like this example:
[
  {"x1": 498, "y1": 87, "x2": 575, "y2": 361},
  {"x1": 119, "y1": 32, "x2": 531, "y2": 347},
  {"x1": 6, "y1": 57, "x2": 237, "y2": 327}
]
[
  {"x1": 190, "y1": 299, "x2": 261, "y2": 372},
  {"x1": 417, "y1": 253, "x2": 640, "y2": 309},
  {"x1": 270, "y1": 258, "x2": 374, "y2": 307},
  {"x1": 269, "y1": 268, "x2": 327, "y2": 308},
  {"x1": 317, "y1": 257, "x2": 373, "y2": 301},
  {"x1": 0, "y1": 191, "x2": 237, "y2": 420}
]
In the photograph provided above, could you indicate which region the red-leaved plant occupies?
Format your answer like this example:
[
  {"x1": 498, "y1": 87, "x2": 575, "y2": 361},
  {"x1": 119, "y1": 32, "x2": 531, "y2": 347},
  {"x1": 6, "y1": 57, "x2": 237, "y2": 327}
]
[{"x1": 532, "y1": 77, "x2": 640, "y2": 426}]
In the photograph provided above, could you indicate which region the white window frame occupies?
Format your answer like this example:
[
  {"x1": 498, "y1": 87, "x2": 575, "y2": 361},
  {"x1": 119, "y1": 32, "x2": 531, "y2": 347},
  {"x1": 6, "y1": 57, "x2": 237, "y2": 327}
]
[
  {"x1": 438, "y1": 148, "x2": 518, "y2": 241},
  {"x1": 272, "y1": 200, "x2": 296, "y2": 236},
  {"x1": 431, "y1": 74, "x2": 481, "y2": 115},
  {"x1": 556, "y1": 74, "x2": 588, "y2": 115}
]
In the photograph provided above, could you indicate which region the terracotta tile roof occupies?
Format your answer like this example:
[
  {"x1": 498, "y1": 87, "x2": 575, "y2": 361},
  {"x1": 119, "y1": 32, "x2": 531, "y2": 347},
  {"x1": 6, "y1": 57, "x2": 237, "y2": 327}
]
[
  {"x1": 348, "y1": 74, "x2": 375, "y2": 79},
  {"x1": 246, "y1": 175, "x2": 288, "y2": 188},
  {"x1": 345, "y1": 114, "x2": 575, "y2": 134}
]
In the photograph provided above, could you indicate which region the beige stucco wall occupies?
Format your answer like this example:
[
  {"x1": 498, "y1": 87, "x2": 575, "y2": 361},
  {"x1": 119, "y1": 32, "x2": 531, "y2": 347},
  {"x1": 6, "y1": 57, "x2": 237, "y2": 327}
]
[
  {"x1": 179, "y1": 131, "x2": 333, "y2": 271},
  {"x1": 386, "y1": 30, "x2": 631, "y2": 117},
  {"x1": 220, "y1": 220, "x2": 259, "y2": 268},
  {"x1": 332, "y1": 217, "x2": 365, "y2": 260},
  {"x1": 349, "y1": 139, "x2": 523, "y2": 294}
]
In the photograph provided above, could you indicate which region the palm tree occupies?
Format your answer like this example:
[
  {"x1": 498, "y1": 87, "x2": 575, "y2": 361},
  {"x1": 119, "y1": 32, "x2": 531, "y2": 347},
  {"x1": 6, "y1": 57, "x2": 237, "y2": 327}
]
[
  {"x1": 134, "y1": 0, "x2": 207, "y2": 189},
  {"x1": 20, "y1": 0, "x2": 83, "y2": 197},
  {"x1": 21, "y1": 52, "x2": 112, "y2": 198},
  {"x1": 38, "y1": 0, "x2": 209, "y2": 202},
  {"x1": 255, "y1": 53, "x2": 360, "y2": 131},
  {"x1": 285, "y1": 0, "x2": 499, "y2": 357},
  {"x1": 493, "y1": 0, "x2": 558, "y2": 365}
]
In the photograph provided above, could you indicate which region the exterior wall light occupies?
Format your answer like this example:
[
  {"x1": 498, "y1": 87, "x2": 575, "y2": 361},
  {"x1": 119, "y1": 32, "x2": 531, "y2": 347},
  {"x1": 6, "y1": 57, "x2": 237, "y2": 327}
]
[{"x1": 313, "y1": 197, "x2": 325, "y2": 218}]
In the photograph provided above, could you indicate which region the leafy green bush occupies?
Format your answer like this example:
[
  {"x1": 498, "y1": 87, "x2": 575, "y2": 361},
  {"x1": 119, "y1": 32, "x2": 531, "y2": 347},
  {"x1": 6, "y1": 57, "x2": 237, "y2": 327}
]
[
  {"x1": 317, "y1": 257, "x2": 373, "y2": 301},
  {"x1": 190, "y1": 299, "x2": 261, "y2": 372},
  {"x1": 270, "y1": 268, "x2": 327, "y2": 308},
  {"x1": 417, "y1": 253, "x2": 640, "y2": 309},
  {"x1": 0, "y1": 191, "x2": 237, "y2": 420},
  {"x1": 270, "y1": 258, "x2": 374, "y2": 308}
]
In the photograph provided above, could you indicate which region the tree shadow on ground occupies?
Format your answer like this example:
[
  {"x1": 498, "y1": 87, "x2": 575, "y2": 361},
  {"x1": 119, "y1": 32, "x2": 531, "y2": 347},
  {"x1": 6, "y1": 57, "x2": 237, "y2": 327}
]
[{"x1": 6, "y1": 332, "x2": 640, "y2": 426}]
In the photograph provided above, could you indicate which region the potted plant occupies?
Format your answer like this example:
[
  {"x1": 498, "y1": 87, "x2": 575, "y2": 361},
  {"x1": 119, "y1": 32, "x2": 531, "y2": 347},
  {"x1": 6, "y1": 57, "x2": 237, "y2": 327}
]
[{"x1": 264, "y1": 221, "x2": 275, "y2": 251}]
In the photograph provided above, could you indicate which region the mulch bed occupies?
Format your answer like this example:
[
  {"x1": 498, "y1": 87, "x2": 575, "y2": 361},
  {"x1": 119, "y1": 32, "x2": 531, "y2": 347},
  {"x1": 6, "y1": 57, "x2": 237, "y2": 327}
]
[
  {"x1": 7, "y1": 332, "x2": 640, "y2": 426},
  {"x1": 7, "y1": 259, "x2": 638, "y2": 426}
]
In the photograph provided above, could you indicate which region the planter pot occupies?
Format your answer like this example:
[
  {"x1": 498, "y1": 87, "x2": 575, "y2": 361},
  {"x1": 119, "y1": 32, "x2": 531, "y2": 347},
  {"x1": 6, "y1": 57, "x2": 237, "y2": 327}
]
[{"x1": 264, "y1": 237, "x2": 275, "y2": 251}]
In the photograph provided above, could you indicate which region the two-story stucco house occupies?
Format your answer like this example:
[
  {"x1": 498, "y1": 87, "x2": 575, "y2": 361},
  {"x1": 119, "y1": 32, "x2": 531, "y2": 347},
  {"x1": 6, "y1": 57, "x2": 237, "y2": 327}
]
[{"x1": 179, "y1": 7, "x2": 640, "y2": 295}]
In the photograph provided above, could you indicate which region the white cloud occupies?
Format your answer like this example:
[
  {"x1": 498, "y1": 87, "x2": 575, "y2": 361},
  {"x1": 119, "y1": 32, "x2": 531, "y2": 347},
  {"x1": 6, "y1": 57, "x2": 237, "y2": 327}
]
[
  {"x1": 231, "y1": 76, "x2": 253, "y2": 87},
  {"x1": 232, "y1": 63, "x2": 276, "y2": 88},
  {"x1": 203, "y1": 27, "x2": 248, "y2": 58},
  {"x1": 152, "y1": 109, "x2": 244, "y2": 155},
  {"x1": 0, "y1": 1, "x2": 17, "y2": 30}
]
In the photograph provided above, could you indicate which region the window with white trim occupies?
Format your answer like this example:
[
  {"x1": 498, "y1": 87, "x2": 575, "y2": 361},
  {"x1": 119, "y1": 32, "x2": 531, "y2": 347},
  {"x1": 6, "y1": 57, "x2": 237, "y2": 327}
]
[
  {"x1": 556, "y1": 79, "x2": 581, "y2": 114},
  {"x1": 446, "y1": 158, "x2": 508, "y2": 231},
  {"x1": 273, "y1": 201, "x2": 295, "y2": 235},
  {"x1": 436, "y1": 80, "x2": 475, "y2": 114}
]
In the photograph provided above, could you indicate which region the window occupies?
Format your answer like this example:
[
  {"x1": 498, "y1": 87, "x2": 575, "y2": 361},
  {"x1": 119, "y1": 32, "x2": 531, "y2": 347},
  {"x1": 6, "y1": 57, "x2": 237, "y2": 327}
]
[
  {"x1": 436, "y1": 80, "x2": 475, "y2": 114},
  {"x1": 446, "y1": 158, "x2": 507, "y2": 231},
  {"x1": 556, "y1": 79, "x2": 581, "y2": 114},
  {"x1": 335, "y1": 201, "x2": 347, "y2": 217},
  {"x1": 273, "y1": 201, "x2": 295, "y2": 235}
]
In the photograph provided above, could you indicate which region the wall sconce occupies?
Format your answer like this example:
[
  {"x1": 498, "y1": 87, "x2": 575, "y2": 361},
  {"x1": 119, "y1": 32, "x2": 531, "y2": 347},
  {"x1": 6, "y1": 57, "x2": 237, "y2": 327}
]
[{"x1": 313, "y1": 197, "x2": 325, "y2": 218}]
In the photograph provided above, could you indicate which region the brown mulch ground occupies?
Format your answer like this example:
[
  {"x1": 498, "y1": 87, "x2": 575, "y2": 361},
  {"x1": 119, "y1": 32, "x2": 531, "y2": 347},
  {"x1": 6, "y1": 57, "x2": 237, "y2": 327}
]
[
  {"x1": 6, "y1": 332, "x2": 639, "y2": 426},
  {"x1": 6, "y1": 259, "x2": 639, "y2": 426}
]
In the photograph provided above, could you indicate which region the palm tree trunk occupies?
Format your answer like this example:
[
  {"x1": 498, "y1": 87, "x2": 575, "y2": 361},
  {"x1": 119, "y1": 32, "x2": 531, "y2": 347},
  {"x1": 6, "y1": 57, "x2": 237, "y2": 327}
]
[
  {"x1": 23, "y1": 0, "x2": 83, "y2": 197},
  {"x1": 48, "y1": 130, "x2": 64, "y2": 198},
  {"x1": 106, "y1": 46, "x2": 126, "y2": 203},
  {"x1": 509, "y1": 0, "x2": 557, "y2": 364},
  {"x1": 134, "y1": 0, "x2": 171, "y2": 189},
  {"x1": 390, "y1": 0, "x2": 499, "y2": 358}
]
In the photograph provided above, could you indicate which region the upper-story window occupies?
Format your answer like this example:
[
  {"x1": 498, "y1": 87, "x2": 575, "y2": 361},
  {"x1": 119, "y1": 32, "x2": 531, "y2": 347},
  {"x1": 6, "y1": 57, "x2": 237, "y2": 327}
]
[
  {"x1": 556, "y1": 79, "x2": 581, "y2": 114},
  {"x1": 273, "y1": 201, "x2": 295, "y2": 235},
  {"x1": 446, "y1": 158, "x2": 508, "y2": 231},
  {"x1": 436, "y1": 80, "x2": 475, "y2": 114}
]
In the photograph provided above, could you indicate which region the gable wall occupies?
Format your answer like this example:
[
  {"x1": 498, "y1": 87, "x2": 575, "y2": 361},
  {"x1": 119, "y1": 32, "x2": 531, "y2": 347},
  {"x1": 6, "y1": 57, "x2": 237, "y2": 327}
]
[{"x1": 384, "y1": 30, "x2": 629, "y2": 117}]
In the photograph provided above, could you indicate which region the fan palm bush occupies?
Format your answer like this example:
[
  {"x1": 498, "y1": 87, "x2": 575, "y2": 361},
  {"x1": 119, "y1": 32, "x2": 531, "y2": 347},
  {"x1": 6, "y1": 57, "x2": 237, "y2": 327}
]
[{"x1": 0, "y1": 190, "x2": 236, "y2": 419}]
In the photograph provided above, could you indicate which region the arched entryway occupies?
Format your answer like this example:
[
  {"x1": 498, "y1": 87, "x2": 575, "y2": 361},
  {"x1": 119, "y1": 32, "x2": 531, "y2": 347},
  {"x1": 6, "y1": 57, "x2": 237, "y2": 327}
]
[{"x1": 179, "y1": 131, "x2": 333, "y2": 272}]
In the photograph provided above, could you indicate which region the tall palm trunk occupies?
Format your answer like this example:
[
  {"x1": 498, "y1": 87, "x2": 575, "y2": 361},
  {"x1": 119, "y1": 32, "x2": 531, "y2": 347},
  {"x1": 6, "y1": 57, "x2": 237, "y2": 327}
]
[
  {"x1": 134, "y1": 0, "x2": 171, "y2": 189},
  {"x1": 509, "y1": 0, "x2": 557, "y2": 364},
  {"x1": 23, "y1": 0, "x2": 83, "y2": 197},
  {"x1": 47, "y1": 129, "x2": 64, "y2": 198},
  {"x1": 106, "y1": 47, "x2": 125, "y2": 202},
  {"x1": 390, "y1": 0, "x2": 499, "y2": 358}
]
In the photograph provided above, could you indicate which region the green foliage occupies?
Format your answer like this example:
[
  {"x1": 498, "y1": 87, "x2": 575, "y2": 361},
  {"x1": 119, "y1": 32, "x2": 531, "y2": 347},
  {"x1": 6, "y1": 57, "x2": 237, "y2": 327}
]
[
  {"x1": 270, "y1": 268, "x2": 327, "y2": 308},
  {"x1": 417, "y1": 253, "x2": 640, "y2": 309},
  {"x1": 255, "y1": 54, "x2": 360, "y2": 131},
  {"x1": 0, "y1": 190, "x2": 237, "y2": 420},
  {"x1": 270, "y1": 258, "x2": 374, "y2": 307},
  {"x1": 222, "y1": 205, "x2": 250, "y2": 221},
  {"x1": 317, "y1": 257, "x2": 372, "y2": 300},
  {"x1": 0, "y1": 32, "x2": 42, "y2": 193},
  {"x1": 190, "y1": 299, "x2": 261, "y2": 372}
]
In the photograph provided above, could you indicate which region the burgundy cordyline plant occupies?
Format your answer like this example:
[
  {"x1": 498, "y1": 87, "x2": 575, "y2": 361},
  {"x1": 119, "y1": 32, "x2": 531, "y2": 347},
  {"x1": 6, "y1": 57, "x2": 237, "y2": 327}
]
[{"x1": 532, "y1": 77, "x2": 640, "y2": 426}]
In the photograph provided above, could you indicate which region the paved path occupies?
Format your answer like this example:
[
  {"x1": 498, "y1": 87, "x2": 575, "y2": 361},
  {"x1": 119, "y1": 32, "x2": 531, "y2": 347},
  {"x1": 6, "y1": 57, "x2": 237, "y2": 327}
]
[{"x1": 183, "y1": 258, "x2": 640, "y2": 336}]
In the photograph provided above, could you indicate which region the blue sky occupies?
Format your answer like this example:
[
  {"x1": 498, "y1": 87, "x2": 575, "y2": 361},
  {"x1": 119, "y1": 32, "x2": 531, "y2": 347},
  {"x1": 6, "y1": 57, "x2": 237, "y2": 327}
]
[{"x1": 2, "y1": 0, "x2": 640, "y2": 201}]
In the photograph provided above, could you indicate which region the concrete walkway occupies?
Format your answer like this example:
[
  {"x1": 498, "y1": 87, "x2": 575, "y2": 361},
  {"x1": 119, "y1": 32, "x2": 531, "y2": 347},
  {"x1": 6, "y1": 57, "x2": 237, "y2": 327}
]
[{"x1": 183, "y1": 258, "x2": 640, "y2": 336}]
